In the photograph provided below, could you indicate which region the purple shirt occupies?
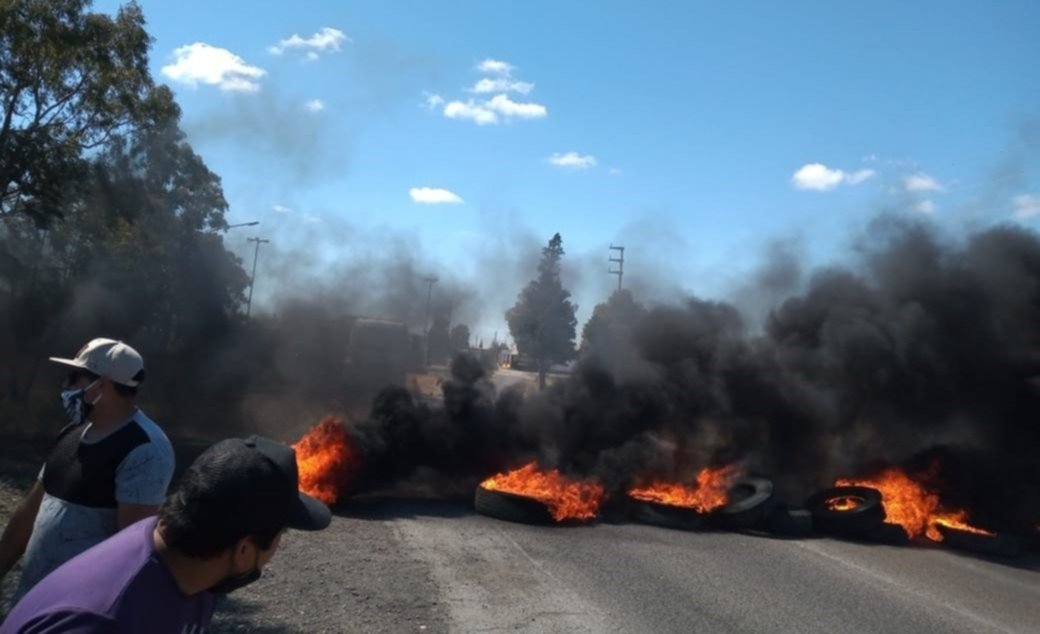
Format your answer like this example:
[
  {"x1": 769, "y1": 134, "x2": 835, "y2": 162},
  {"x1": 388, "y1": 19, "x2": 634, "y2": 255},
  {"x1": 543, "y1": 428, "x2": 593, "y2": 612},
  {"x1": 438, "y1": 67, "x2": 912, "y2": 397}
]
[{"x1": 2, "y1": 517, "x2": 214, "y2": 634}]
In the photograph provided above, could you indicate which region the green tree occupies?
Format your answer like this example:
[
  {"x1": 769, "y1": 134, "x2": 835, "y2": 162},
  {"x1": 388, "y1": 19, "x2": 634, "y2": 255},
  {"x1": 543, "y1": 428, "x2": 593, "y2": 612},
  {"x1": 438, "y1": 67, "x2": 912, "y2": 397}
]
[
  {"x1": 506, "y1": 232, "x2": 577, "y2": 389},
  {"x1": 427, "y1": 314, "x2": 451, "y2": 365},
  {"x1": 0, "y1": 97, "x2": 247, "y2": 400},
  {"x1": 0, "y1": 0, "x2": 155, "y2": 227},
  {"x1": 580, "y1": 289, "x2": 647, "y2": 370},
  {"x1": 449, "y1": 323, "x2": 470, "y2": 351}
]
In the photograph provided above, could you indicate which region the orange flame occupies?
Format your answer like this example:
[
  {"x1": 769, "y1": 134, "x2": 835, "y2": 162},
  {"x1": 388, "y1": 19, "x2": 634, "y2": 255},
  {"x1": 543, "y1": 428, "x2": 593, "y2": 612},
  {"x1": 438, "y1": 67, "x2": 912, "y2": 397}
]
[
  {"x1": 293, "y1": 416, "x2": 358, "y2": 505},
  {"x1": 627, "y1": 465, "x2": 741, "y2": 512},
  {"x1": 480, "y1": 462, "x2": 605, "y2": 521},
  {"x1": 825, "y1": 495, "x2": 864, "y2": 512},
  {"x1": 836, "y1": 468, "x2": 992, "y2": 542}
]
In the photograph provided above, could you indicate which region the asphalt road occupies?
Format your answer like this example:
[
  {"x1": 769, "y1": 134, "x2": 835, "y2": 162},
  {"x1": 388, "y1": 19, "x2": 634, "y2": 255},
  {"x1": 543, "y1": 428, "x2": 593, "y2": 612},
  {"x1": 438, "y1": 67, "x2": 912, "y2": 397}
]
[{"x1": 388, "y1": 504, "x2": 1039, "y2": 633}]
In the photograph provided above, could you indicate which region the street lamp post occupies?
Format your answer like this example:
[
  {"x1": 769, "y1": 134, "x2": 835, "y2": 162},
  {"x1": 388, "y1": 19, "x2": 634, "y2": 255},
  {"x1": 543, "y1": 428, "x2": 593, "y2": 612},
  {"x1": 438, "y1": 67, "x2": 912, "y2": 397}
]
[
  {"x1": 226, "y1": 221, "x2": 260, "y2": 230},
  {"x1": 245, "y1": 237, "x2": 270, "y2": 318},
  {"x1": 422, "y1": 276, "x2": 438, "y2": 366}
]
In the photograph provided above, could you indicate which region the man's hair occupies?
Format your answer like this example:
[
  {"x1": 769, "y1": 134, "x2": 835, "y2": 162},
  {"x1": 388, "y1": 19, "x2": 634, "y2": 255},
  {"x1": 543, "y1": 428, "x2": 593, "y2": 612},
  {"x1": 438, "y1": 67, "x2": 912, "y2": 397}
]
[
  {"x1": 111, "y1": 369, "x2": 144, "y2": 398},
  {"x1": 158, "y1": 451, "x2": 284, "y2": 558}
]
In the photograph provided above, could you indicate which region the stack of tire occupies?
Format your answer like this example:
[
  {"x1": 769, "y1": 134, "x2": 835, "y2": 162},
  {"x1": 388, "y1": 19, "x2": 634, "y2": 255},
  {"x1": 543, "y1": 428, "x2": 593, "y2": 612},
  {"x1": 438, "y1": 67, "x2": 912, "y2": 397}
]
[
  {"x1": 628, "y1": 477, "x2": 814, "y2": 537},
  {"x1": 805, "y1": 486, "x2": 908, "y2": 544},
  {"x1": 805, "y1": 486, "x2": 1024, "y2": 556},
  {"x1": 473, "y1": 485, "x2": 559, "y2": 525}
]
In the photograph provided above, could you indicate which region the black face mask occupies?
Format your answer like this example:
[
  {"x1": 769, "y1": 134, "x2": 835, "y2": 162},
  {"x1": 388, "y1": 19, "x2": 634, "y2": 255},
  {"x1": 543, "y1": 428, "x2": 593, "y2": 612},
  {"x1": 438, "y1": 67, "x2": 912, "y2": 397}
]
[
  {"x1": 209, "y1": 548, "x2": 262, "y2": 595},
  {"x1": 209, "y1": 568, "x2": 262, "y2": 595}
]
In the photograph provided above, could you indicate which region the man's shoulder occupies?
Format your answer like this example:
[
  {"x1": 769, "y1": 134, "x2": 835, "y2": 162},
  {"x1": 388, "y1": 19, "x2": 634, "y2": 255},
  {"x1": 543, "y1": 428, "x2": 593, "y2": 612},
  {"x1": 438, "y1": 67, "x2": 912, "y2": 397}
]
[
  {"x1": 121, "y1": 410, "x2": 173, "y2": 465},
  {"x1": 11, "y1": 521, "x2": 156, "y2": 627},
  {"x1": 129, "y1": 410, "x2": 172, "y2": 450},
  {"x1": 0, "y1": 607, "x2": 117, "y2": 634},
  {"x1": 114, "y1": 412, "x2": 174, "y2": 504}
]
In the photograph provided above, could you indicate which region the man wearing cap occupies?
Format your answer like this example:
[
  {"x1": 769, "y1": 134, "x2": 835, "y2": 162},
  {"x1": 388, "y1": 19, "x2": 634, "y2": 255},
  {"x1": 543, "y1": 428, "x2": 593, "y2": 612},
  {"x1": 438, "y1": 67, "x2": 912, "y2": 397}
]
[
  {"x1": 0, "y1": 338, "x2": 174, "y2": 602},
  {"x1": 1, "y1": 436, "x2": 331, "y2": 633}
]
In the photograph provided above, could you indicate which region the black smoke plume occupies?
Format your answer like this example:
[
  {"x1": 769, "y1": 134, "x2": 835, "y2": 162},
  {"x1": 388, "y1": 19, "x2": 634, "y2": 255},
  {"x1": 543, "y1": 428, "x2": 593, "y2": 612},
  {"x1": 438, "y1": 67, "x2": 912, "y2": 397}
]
[{"x1": 339, "y1": 218, "x2": 1040, "y2": 534}]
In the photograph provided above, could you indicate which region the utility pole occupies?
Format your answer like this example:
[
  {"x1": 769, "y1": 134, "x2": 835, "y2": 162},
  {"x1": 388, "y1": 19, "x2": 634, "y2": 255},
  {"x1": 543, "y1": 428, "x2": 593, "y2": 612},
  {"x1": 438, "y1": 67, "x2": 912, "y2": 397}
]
[
  {"x1": 246, "y1": 237, "x2": 270, "y2": 318},
  {"x1": 608, "y1": 244, "x2": 625, "y2": 292},
  {"x1": 422, "y1": 276, "x2": 439, "y2": 333},
  {"x1": 422, "y1": 276, "x2": 438, "y2": 366}
]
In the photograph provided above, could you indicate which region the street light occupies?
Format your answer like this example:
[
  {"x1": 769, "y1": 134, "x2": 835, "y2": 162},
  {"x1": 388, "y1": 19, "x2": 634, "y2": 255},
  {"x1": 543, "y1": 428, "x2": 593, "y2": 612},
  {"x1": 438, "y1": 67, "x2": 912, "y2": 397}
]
[
  {"x1": 245, "y1": 237, "x2": 270, "y2": 318},
  {"x1": 422, "y1": 276, "x2": 438, "y2": 366},
  {"x1": 225, "y1": 221, "x2": 260, "y2": 230}
]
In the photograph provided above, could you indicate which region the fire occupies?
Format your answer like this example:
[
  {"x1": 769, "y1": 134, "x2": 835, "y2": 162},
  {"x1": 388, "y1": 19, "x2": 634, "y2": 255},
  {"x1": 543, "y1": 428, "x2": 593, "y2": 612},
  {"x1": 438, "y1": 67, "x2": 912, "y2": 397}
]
[
  {"x1": 480, "y1": 462, "x2": 605, "y2": 521},
  {"x1": 825, "y1": 495, "x2": 864, "y2": 512},
  {"x1": 293, "y1": 416, "x2": 358, "y2": 505},
  {"x1": 627, "y1": 465, "x2": 741, "y2": 512},
  {"x1": 836, "y1": 467, "x2": 991, "y2": 542},
  {"x1": 932, "y1": 511, "x2": 995, "y2": 538}
]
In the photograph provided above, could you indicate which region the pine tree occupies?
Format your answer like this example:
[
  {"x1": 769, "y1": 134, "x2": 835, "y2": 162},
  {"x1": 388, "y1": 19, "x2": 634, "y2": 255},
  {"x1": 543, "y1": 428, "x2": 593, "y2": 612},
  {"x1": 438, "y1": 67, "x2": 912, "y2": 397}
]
[{"x1": 505, "y1": 233, "x2": 577, "y2": 389}]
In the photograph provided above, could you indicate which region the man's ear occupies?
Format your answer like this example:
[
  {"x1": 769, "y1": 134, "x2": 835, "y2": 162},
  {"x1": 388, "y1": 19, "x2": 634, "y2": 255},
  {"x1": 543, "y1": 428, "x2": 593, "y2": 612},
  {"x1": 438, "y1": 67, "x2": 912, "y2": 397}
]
[{"x1": 230, "y1": 535, "x2": 255, "y2": 569}]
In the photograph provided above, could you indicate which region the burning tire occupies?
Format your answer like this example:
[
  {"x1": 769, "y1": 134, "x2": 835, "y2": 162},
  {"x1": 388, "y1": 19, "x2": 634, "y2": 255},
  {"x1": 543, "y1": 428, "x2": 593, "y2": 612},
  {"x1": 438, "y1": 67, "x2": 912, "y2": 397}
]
[
  {"x1": 714, "y1": 478, "x2": 775, "y2": 529},
  {"x1": 762, "y1": 505, "x2": 814, "y2": 538},
  {"x1": 937, "y1": 525, "x2": 1024, "y2": 558},
  {"x1": 473, "y1": 485, "x2": 556, "y2": 525},
  {"x1": 805, "y1": 486, "x2": 885, "y2": 536},
  {"x1": 857, "y1": 521, "x2": 910, "y2": 545},
  {"x1": 628, "y1": 499, "x2": 707, "y2": 531}
]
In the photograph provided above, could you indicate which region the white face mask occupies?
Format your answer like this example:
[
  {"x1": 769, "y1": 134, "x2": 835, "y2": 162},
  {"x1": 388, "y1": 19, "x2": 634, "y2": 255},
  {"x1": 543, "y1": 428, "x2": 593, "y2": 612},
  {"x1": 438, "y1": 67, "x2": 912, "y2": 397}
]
[{"x1": 60, "y1": 379, "x2": 102, "y2": 426}]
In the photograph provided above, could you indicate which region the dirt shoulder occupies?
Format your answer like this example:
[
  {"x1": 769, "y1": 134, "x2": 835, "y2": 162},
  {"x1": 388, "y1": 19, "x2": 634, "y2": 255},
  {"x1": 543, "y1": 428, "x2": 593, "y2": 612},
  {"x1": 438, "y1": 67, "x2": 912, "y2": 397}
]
[
  {"x1": 0, "y1": 444, "x2": 449, "y2": 633},
  {"x1": 0, "y1": 446, "x2": 42, "y2": 617},
  {"x1": 211, "y1": 506, "x2": 449, "y2": 633}
]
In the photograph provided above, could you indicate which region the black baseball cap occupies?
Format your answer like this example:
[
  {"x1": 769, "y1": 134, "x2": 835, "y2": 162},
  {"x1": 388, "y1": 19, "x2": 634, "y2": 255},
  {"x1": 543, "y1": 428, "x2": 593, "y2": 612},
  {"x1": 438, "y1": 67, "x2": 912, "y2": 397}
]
[{"x1": 192, "y1": 435, "x2": 331, "y2": 532}]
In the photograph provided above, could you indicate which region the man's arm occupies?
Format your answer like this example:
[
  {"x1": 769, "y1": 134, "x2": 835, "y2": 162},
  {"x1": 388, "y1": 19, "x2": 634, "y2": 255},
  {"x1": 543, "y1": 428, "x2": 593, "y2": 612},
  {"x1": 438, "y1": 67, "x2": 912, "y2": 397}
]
[
  {"x1": 116, "y1": 503, "x2": 160, "y2": 530},
  {"x1": 114, "y1": 442, "x2": 174, "y2": 530},
  {"x1": 0, "y1": 480, "x2": 44, "y2": 581}
]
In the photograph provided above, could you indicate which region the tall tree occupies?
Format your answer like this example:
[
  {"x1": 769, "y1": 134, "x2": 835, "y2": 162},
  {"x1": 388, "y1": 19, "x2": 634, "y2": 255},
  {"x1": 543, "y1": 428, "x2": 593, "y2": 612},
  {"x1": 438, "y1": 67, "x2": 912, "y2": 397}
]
[
  {"x1": 580, "y1": 289, "x2": 647, "y2": 370},
  {"x1": 449, "y1": 323, "x2": 470, "y2": 352},
  {"x1": 0, "y1": 0, "x2": 155, "y2": 227},
  {"x1": 506, "y1": 233, "x2": 577, "y2": 389},
  {"x1": 427, "y1": 314, "x2": 451, "y2": 365}
]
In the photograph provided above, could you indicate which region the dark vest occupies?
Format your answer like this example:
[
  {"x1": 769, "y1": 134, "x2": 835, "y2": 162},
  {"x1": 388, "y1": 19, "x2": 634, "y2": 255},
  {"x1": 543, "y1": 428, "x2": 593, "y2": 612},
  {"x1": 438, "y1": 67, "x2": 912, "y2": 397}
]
[{"x1": 42, "y1": 419, "x2": 149, "y2": 508}]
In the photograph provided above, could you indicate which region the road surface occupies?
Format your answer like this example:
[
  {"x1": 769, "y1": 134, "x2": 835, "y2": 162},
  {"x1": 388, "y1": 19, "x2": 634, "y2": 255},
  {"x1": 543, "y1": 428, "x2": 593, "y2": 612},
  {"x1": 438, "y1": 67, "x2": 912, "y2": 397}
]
[{"x1": 217, "y1": 498, "x2": 1040, "y2": 633}]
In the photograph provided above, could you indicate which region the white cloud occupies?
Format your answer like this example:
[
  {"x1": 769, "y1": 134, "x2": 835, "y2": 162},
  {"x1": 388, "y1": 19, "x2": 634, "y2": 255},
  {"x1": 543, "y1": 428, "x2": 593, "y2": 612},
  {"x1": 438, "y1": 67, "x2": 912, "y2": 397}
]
[
  {"x1": 905, "y1": 172, "x2": 944, "y2": 192},
  {"x1": 441, "y1": 95, "x2": 547, "y2": 125},
  {"x1": 443, "y1": 99, "x2": 498, "y2": 125},
  {"x1": 485, "y1": 94, "x2": 547, "y2": 119},
  {"x1": 161, "y1": 43, "x2": 266, "y2": 92},
  {"x1": 470, "y1": 78, "x2": 534, "y2": 94},
  {"x1": 303, "y1": 214, "x2": 323, "y2": 224},
  {"x1": 477, "y1": 58, "x2": 514, "y2": 75},
  {"x1": 846, "y1": 169, "x2": 876, "y2": 185},
  {"x1": 272, "y1": 204, "x2": 293, "y2": 214},
  {"x1": 269, "y1": 27, "x2": 348, "y2": 56},
  {"x1": 422, "y1": 91, "x2": 445, "y2": 111},
  {"x1": 410, "y1": 187, "x2": 464, "y2": 204},
  {"x1": 424, "y1": 58, "x2": 546, "y2": 126},
  {"x1": 791, "y1": 163, "x2": 846, "y2": 191},
  {"x1": 914, "y1": 200, "x2": 936, "y2": 215},
  {"x1": 548, "y1": 152, "x2": 597, "y2": 169},
  {"x1": 304, "y1": 99, "x2": 325, "y2": 112},
  {"x1": 1013, "y1": 194, "x2": 1040, "y2": 219},
  {"x1": 609, "y1": 168, "x2": 623, "y2": 176},
  {"x1": 791, "y1": 163, "x2": 877, "y2": 191}
]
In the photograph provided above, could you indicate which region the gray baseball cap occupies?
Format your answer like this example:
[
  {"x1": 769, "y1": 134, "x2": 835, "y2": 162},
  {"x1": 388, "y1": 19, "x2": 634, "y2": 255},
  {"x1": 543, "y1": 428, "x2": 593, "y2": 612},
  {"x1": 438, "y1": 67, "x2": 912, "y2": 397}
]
[{"x1": 49, "y1": 338, "x2": 145, "y2": 387}]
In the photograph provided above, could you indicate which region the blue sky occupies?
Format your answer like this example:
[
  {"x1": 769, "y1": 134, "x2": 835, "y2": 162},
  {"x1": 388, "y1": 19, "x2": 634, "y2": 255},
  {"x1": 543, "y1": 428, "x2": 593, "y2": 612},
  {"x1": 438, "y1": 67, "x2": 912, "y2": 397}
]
[{"x1": 96, "y1": 0, "x2": 1039, "y2": 340}]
